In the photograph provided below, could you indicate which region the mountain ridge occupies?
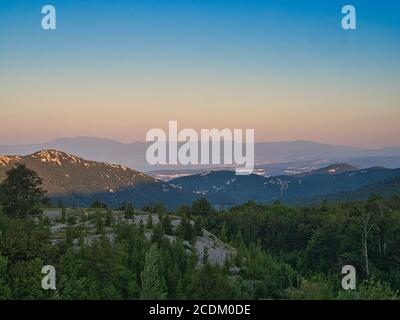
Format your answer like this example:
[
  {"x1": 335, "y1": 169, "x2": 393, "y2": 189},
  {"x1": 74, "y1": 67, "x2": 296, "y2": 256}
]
[
  {"x1": 2, "y1": 137, "x2": 400, "y2": 172},
  {"x1": 295, "y1": 163, "x2": 359, "y2": 177},
  {"x1": 1, "y1": 149, "x2": 400, "y2": 208},
  {"x1": 0, "y1": 150, "x2": 190, "y2": 208}
]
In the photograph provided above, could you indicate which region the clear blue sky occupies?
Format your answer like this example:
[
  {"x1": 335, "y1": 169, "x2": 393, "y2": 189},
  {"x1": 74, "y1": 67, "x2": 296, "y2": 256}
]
[{"x1": 2, "y1": 1, "x2": 400, "y2": 71}]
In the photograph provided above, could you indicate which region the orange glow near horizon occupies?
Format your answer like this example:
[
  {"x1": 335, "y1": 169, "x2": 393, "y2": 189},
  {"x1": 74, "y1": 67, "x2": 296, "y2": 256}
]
[{"x1": 1, "y1": 70, "x2": 399, "y2": 148}]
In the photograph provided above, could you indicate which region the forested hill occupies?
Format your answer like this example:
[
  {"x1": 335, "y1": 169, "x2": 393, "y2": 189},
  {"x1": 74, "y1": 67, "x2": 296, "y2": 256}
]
[
  {"x1": 0, "y1": 150, "x2": 190, "y2": 208},
  {"x1": 170, "y1": 167, "x2": 400, "y2": 206}
]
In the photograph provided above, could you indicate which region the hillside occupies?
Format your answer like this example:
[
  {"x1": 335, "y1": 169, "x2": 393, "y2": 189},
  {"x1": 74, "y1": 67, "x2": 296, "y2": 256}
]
[
  {"x1": 44, "y1": 208, "x2": 234, "y2": 267},
  {"x1": 0, "y1": 150, "x2": 190, "y2": 208},
  {"x1": 357, "y1": 176, "x2": 400, "y2": 197},
  {"x1": 295, "y1": 163, "x2": 358, "y2": 176},
  {"x1": 170, "y1": 166, "x2": 400, "y2": 206},
  {"x1": 303, "y1": 176, "x2": 400, "y2": 204}
]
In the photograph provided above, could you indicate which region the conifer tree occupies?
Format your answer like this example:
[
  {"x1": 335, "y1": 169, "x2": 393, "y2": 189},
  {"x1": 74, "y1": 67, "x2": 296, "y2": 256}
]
[
  {"x1": 146, "y1": 214, "x2": 153, "y2": 229},
  {"x1": 0, "y1": 164, "x2": 46, "y2": 217},
  {"x1": 140, "y1": 244, "x2": 167, "y2": 300}
]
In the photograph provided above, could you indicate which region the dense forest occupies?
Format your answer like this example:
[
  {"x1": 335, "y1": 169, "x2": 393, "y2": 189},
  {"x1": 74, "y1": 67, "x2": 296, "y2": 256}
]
[{"x1": 0, "y1": 164, "x2": 399, "y2": 299}]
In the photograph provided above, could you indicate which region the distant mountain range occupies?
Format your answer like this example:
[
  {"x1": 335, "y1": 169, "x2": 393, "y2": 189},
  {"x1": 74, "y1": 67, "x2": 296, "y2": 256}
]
[
  {"x1": 1, "y1": 149, "x2": 400, "y2": 208},
  {"x1": 2, "y1": 137, "x2": 400, "y2": 172}
]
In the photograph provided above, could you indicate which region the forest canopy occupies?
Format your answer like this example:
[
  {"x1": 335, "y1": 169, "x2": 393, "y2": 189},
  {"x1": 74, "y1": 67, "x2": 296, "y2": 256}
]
[{"x1": 0, "y1": 166, "x2": 399, "y2": 300}]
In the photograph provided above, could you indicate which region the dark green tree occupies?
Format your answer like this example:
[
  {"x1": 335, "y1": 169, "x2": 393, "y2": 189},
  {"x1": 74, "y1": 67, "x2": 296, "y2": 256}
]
[
  {"x1": 191, "y1": 198, "x2": 212, "y2": 215},
  {"x1": 185, "y1": 262, "x2": 233, "y2": 299},
  {"x1": 154, "y1": 202, "x2": 167, "y2": 215},
  {"x1": 146, "y1": 214, "x2": 153, "y2": 229},
  {"x1": 0, "y1": 164, "x2": 46, "y2": 217},
  {"x1": 124, "y1": 203, "x2": 135, "y2": 218},
  {"x1": 151, "y1": 222, "x2": 165, "y2": 244},
  {"x1": 140, "y1": 244, "x2": 167, "y2": 299},
  {"x1": 161, "y1": 214, "x2": 173, "y2": 235},
  {"x1": 194, "y1": 217, "x2": 203, "y2": 236},
  {"x1": 176, "y1": 217, "x2": 194, "y2": 242}
]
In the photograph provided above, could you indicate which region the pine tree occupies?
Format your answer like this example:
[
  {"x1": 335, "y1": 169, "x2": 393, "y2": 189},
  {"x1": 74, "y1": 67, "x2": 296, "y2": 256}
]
[
  {"x1": 151, "y1": 222, "x2": 165, "y2": 244},
  {"x1": 191, "y1": 198, "x2": 212, "y2": 215},
  {"x1": 0, "y1": 164, "x2": 46, "y2": 217},
  {"x1": 140, "y1": 244, "x2": 167, "y2": 299},
  {"x1": 194, "y1": 217, "x2": 203, "y2": 236},
  {"x1": 125, "y1": 206, "x2": 135, "y2": 219},
  {"x1": 185, "y1": 262, "x2": 233, "y2": 299},
  {"x1": 219, "y1": 222, "x2": 228, "y2": 242},
  {"x1": 177, "y1": 217, "x2": 194, "y2": 241},
  {"x1": 154, "y1": 202, "x2": 166, "y2": 215},
  {"x1": 146, "y1": 214, "x2": 153, "y2": 229},
  {"x1": 161, "y1": 215, "x2": 173, "y2": 235}
]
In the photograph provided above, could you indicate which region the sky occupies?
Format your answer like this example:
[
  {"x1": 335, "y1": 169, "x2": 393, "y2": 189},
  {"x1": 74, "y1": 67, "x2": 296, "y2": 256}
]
[{"x1": 0, "y1": 0, "x2": 399, "y2": 147}]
